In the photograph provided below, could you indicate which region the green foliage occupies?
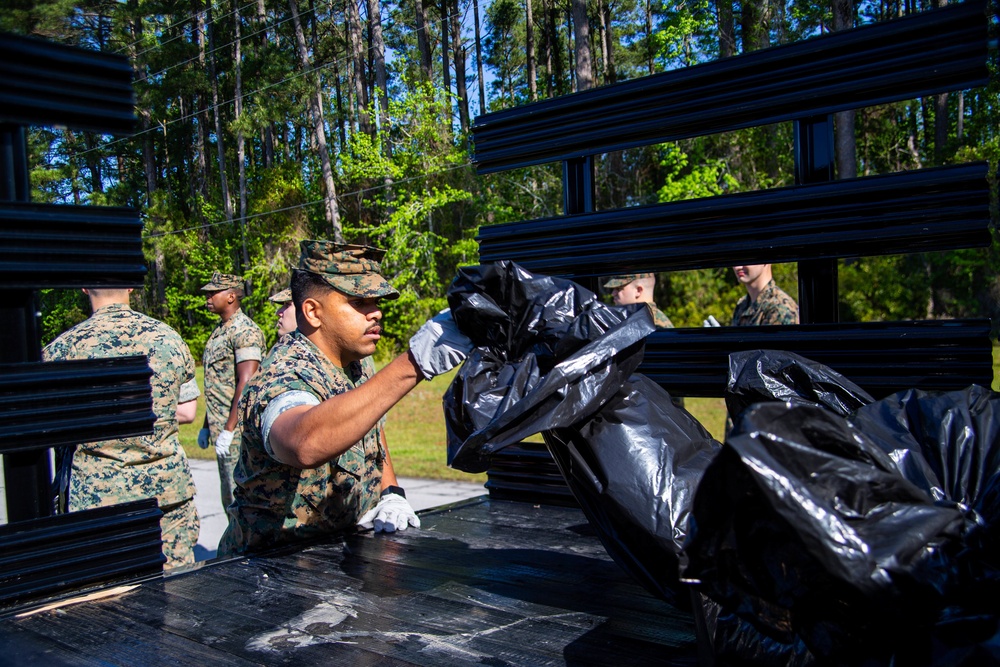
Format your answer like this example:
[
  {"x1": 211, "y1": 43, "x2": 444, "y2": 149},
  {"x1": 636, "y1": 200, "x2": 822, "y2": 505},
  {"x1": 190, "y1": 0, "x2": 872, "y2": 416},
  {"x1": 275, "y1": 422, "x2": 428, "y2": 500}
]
[{"x1": 38, "y1": 289, "x2": 89, "y2": 346}]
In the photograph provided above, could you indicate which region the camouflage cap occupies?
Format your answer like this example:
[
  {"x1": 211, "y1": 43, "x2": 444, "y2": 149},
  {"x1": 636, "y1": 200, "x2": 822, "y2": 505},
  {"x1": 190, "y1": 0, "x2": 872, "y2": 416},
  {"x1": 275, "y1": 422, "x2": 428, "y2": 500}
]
[
  {"x1": 201, "y1": 271, "x2": 245, "y2": 294},
  {"x1": 268, "y1": 288, "x2": 292, "y2": 304},
  {"x1": 298, "y1": 240, "x2": 399, "y2": 300},
  {"x1": 603, "y1": 273, "x2": 654, "y2": 289}
]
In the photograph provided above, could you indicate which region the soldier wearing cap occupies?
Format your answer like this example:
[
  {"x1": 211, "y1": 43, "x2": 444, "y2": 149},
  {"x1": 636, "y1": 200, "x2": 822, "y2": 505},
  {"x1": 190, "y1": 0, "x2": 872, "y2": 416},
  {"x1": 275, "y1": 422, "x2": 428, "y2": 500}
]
[
  {"x1": 43, "y1": 288, "x2": 201, "y2": 568},
  {"x1": 603, "y1": 273, "x2": 674, "y2": 329},
  {"x1": 269, "y1": 288, "x2": 297, "y2": 338},
  {"x1": 218, "y1": 240, "x2": 472, "y2": 556},
  {"x1": 198, "y1": 271, "x2": 266, "y2": 512}
]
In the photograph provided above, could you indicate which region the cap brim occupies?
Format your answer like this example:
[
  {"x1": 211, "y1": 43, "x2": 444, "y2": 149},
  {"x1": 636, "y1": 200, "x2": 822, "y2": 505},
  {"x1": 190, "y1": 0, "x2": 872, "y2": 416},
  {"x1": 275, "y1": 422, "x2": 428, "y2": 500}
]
[{"x1": 322, "y1": 274, "x2": 400, "y2": 300}]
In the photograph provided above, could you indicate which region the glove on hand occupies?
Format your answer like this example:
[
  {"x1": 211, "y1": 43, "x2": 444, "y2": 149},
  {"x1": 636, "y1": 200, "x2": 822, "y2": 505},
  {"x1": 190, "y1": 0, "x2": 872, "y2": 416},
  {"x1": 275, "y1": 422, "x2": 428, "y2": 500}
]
[
  {"x1": 198, "y1": 427, "x2": 210, "y2": 449},
  {"x1": 357, "y1": 493, "x2": 421, "y2": 533},
  {"x1": 409, "y1": 308, "x2": 474, "y2": 380},
  {"x1": 702, "y1": 314, "x2": 721, "y2": 327},
  {"x1": 215, "y1": 429, "x2": 234, "y2": 458}
]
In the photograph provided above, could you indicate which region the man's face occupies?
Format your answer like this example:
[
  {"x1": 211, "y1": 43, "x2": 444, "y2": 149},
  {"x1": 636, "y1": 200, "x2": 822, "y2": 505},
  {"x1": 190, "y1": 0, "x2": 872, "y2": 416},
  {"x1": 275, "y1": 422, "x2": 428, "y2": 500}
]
[
  {"x1": 319, "y1": 289, "x2": 383, "y2": 365},
  {"x1": 205, "y1": 289, "x2": 230, "y2": 313},
  {"x1": 611, "y1": 281, "x2": 641, "y2": 306},
  {"x1": 276, "y1": 303, "x2": 297, "y2": 336},
  {"x1": 732, "y1": 265, "x2": 767, "y2": 286}
]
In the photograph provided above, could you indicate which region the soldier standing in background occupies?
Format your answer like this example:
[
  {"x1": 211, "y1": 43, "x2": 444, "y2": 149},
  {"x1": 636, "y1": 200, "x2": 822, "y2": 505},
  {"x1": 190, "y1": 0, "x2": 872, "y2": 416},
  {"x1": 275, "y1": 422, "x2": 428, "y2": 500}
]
[
  {"x1": 730, "y1": 264, "x2": 799, "y2": 325},
  {"x1": 43, "y1": 288, "x2": 201, "y2": 568},
  {"x1": 198, "y1": 272, "x2": 265, "y2": 511},
  {"x1": 603, "y1": 273, "x2": 675, "y2": 329},
  {"x1": 270, "y1": 288, "x2": 297, "y2": 338}
]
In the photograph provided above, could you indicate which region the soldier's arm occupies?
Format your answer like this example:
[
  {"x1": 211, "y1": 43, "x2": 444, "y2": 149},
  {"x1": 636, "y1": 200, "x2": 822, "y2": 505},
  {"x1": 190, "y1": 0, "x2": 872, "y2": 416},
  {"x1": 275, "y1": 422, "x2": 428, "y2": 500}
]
[
  {"x1": 268, "y1": 351, "x2": 422, "y2": 468},
  {"x1": 225, "y1": 359, "x2": 259, "y2": 432},
  {"x1": 177, "y1": 399, "x2": 198, "y2": 424}
]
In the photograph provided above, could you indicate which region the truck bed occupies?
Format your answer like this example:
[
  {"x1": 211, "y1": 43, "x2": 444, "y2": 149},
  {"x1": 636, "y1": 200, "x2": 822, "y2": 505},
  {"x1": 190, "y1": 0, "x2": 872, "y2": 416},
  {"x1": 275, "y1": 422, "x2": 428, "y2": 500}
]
[{"x1": 1, "y1": 497, "x2": 699, "y2": 666}]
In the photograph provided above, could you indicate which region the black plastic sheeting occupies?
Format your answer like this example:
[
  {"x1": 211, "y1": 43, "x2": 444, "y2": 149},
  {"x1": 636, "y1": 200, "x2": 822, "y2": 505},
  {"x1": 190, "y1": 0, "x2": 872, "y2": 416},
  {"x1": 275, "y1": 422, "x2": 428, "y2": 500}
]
[
  {"x1": 685, "y1": 350, "x2": 1000, "y2": 665},
  {"x1": 441, "y1": 263, "x2": 999, "y2": 665}
]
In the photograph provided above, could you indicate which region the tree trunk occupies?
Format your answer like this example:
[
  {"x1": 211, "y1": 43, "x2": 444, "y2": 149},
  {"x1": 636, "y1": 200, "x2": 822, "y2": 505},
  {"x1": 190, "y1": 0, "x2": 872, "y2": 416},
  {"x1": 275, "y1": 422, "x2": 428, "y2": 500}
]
[
  {"x1": 415, "y1": 0, "x2": 433, "y2": 80},
  {"x1": 347, "y1": 0, "x2": 370, "y2": 135},
  {"x1": 602, "y1": 0, "x2": 615, "y2": 84},
  {"x1": 741, "y1": 0, "x2": 769, "y2": 52},
  {"x1": 206, "y1": 6, "x2": 233, "y2": 226},
  {"x1": 290, "y1": 0, "x2": 343, "y2": 240},
  {"x1": 451, "y1": 0, "x2": 470, "y2": 132},
  {"x1": 441, "y1": 0, "x2": 452, "y2": 122},
  {"x1": 233, "y1": 0, "x2": 250, "y2": 273},
  {"x1": 832, "y1": 0, "x2": 856, "y2": 179},
  {"x1": 956, "y1": 91, "x2": 964, "y2": 141},
  {"x1": 367, "y1": 0, "x2": 391, "y2": 149},
  {"x1": 255, "y1": 0, "x2": 275, "y2": 168},
  {"x1": 195, "y1": 5, "x2": 211, "y2": 209},
  {"x1": 473, "y1": 0, "x2": 487, "y2": 113},
  {"x1": 544, "y1": 0, "x2": 555, "y2": 96},
  {"x1": 717, "y1": 0, "x2": 735, "y2": 59},
  {"x1": 526, "y1": 0, "x2": 537, "y2": 100},
  {"x1": 128, "y1": 7, "x2": 158, "y2": 202}
]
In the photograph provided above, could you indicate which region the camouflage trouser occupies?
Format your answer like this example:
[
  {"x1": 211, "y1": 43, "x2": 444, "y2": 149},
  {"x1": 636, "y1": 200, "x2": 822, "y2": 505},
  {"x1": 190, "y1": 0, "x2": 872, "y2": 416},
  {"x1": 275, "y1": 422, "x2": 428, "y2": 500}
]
[
  {"x1": 161, "y1": 497, "x2": 200, "y2": 569},
  {"x1": 217, "y1": 450, "x2": 237, "y2": 511}
]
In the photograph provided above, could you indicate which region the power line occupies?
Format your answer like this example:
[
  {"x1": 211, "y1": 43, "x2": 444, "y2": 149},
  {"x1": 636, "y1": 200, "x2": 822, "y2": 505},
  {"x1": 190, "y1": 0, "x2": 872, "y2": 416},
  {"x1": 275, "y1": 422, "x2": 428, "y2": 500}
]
[{"x1": 142, "y1": 161, "x2": 473, "y2": 239}]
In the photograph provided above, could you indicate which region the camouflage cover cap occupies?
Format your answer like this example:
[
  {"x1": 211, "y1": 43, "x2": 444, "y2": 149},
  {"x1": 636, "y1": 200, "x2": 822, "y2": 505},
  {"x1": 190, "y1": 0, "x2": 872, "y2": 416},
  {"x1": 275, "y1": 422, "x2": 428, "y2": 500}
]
[
  {"x1": 298, "y1": 240, "x2": 400, "y2": 300},
  {"x1": 603, "y1": 273, "x2": 653, "y2": 289},
  {"x1": 201, "y1": 271, "x2": 245, "y2": 292},
  {"x1": 269, "y1": 288, "x2": 292, "y2": 304}
]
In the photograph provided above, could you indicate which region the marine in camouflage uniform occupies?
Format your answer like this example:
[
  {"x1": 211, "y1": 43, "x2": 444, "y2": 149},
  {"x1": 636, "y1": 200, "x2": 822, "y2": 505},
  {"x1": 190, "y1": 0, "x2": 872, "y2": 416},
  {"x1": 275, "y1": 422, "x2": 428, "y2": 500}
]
[
  {"x1": 201, "y1": 272, "x2": 266, "y2": 510},
  {"x1": 219, "y1": 241, "x2": 414, "y2": 556},
  {"x1": 603, "y1": 273, "x2": 674, "y2": 329},
  {"x1": 730, "y1": 278, "x2": 800, "y2": 326},
  {"x1": 43, "y1": 290, "x2": 201, "y2": 569}
]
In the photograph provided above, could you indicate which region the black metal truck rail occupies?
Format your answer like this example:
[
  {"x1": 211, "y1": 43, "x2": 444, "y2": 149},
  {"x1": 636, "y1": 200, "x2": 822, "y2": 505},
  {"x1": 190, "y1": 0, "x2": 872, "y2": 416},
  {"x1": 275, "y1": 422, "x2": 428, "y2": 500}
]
[
  {"x1": 471, "y1": 0, "x2": 992, "y2": 172},
  {"x1": 0, "y1": 31, "x2": 161, "y2": 605},
  {"x1": 478, "y1": 162, "x2": 994, "y2": 277},
  {"x1": 0, "y1": 202, "x2": 147, "y2": 288},
  {"x1": 470, "y1": 0, "x2": 998, "y2": 503},
  {"x1": 0, "y1": 357, "x2": 155, "y2": 454},
  {"x1": 0, "y1": 499, "x2": 165, "y2": 609}
]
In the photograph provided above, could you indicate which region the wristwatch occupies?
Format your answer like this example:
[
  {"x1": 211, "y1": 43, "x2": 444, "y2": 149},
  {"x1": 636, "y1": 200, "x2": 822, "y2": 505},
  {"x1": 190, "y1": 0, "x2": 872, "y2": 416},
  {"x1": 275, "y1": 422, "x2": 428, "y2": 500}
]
[{"x1": 381, "y1": 485, "x2": 406, "y2": 499}]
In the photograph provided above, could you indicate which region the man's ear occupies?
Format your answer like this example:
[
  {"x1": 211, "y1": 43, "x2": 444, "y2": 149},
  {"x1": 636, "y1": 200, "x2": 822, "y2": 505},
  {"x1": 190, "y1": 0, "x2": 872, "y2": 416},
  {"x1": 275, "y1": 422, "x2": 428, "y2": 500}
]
[{"x1": 300, "y1": 296, "x2": 323, "y2": 328}]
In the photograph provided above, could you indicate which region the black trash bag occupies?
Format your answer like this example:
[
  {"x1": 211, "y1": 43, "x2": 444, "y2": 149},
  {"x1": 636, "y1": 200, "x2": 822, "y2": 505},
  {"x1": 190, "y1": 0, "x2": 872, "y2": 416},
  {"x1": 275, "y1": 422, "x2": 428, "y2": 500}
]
[
  {"x1": 726, "y1": 349, "x2": 874, "y2": 419},
  {"x1": 443, "y1": 261, "x2": 722, "y2": 606},
  {"x1": 444, "y1": 261, "x2": 656, "y2": 473},
  {"x1": 543, "y1": 373, "x2": 720, "y2": 605},
  {"x1": 684, "y1": 350, "x2": 1000, "y2": 665}
]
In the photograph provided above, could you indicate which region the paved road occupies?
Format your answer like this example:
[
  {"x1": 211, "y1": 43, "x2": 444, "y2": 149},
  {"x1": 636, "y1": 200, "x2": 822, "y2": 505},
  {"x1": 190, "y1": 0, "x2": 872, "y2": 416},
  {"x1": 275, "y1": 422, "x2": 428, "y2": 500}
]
[{"x1": 190, "y1": 459, "x2": 486, "y2": 561}]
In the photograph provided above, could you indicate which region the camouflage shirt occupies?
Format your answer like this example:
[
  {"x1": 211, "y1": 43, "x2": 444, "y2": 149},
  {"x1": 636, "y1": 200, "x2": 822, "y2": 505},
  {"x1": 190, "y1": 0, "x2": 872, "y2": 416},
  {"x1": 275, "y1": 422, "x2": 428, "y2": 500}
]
[
  {"x1": 219, "y1": 331, "x2": 385, "y2": 555},
  {"x1": 648, "y1": 303, "x2": 674, "y2": 329},
  {"x1": 42, "y1": 303, "x2": 200, "y2": 510},
  {"x1": 731, "y1": 279, "x2": 800, "y2": 326},
  {"x1": 203, "y1": 308, "x2": 265, "y2": 441}
]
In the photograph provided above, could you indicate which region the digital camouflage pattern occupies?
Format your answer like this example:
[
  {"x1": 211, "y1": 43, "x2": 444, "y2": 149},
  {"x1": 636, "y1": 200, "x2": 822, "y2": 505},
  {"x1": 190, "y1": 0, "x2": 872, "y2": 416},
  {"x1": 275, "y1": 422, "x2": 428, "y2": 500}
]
[
  {"x1": 731, "y1": 279, "x2": 800, "y2": 326},
  {"x1": 201, "y1": 271, "x2": 245, "y2": 294},
  {"x1": 648, "y1": 303, "x2": 674, "y2": 329},
  {"x1": 203, "y1": 308, "x2": 265, "y2": 507},
  {"x1": 603, "y1": 273, "x2": 653, "y2": 290},
  {"x1": 298, "y1": 239, "x2": 400, "y2": 300},
  {"x1": 42, "y1": 302, "x2": 201, "y2": 568},
  {"x1": 269, "y1": 288, "x2": 292, "y2": 303},
  {"x1": 218, "y1": 331, "x2": 385, "y2": 556}
]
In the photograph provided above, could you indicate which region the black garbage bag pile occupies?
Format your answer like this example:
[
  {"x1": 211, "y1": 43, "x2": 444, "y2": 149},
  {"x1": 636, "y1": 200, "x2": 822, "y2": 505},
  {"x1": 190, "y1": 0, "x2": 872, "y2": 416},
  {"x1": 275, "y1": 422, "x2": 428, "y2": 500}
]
[
  {"x1": 684, "y1": 349, "x2": 1000, "y2": 666},
  {"x1": 443, "y1": 261, "x2": 722, "y2": 605}
]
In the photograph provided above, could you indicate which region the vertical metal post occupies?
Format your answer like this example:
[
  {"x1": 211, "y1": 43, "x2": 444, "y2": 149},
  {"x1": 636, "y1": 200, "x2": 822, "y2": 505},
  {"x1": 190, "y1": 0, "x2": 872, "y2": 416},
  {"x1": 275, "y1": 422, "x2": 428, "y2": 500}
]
[
  {"x1": 0, "y1": 123, "x2": 52, "y2": 522},
  {"x1": 563, "y1": 156, "x2": 599, "y2": 292},
  {"x1": 794, "y1": 115, "x2": 838, "y2": 323}
]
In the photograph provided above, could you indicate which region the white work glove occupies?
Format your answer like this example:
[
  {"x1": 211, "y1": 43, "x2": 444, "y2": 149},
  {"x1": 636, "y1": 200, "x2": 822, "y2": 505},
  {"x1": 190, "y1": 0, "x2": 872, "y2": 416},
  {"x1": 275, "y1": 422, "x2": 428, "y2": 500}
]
[
  {"x1": 408, "y1": 308, "x2": 474, "y2": 380},
  {"x1": 357, "y1": 492, "x2": 421, "y2": 533},
  {"x1": 215, "y1": 429, "x2": 234, "y2": 458},
  {"x1": 702, "y1": 314, "x2": 721, "y2": 327},
  {"x1": 197, "y1": 427, "x2": 210, "y2": 449}
]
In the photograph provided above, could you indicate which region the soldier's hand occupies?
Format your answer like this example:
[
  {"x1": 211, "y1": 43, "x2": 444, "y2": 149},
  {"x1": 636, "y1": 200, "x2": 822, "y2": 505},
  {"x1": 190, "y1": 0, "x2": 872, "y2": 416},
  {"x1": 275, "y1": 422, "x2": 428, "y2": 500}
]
[
  {"x1": 408, "y1": 308, "x2": 473, "y2": 380},
  {"x1": 198, "y1": 428, "x2": 210, "y2": 449},
  {"x1": 357, "y1": 492, "x2": 421, "y2": 533},
  {"x1": 702, "y1": 314, "x2": 721, "y2": 327},
  {"x1": 215, "y1": 429, "x2": 234, "y2": 457}
]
